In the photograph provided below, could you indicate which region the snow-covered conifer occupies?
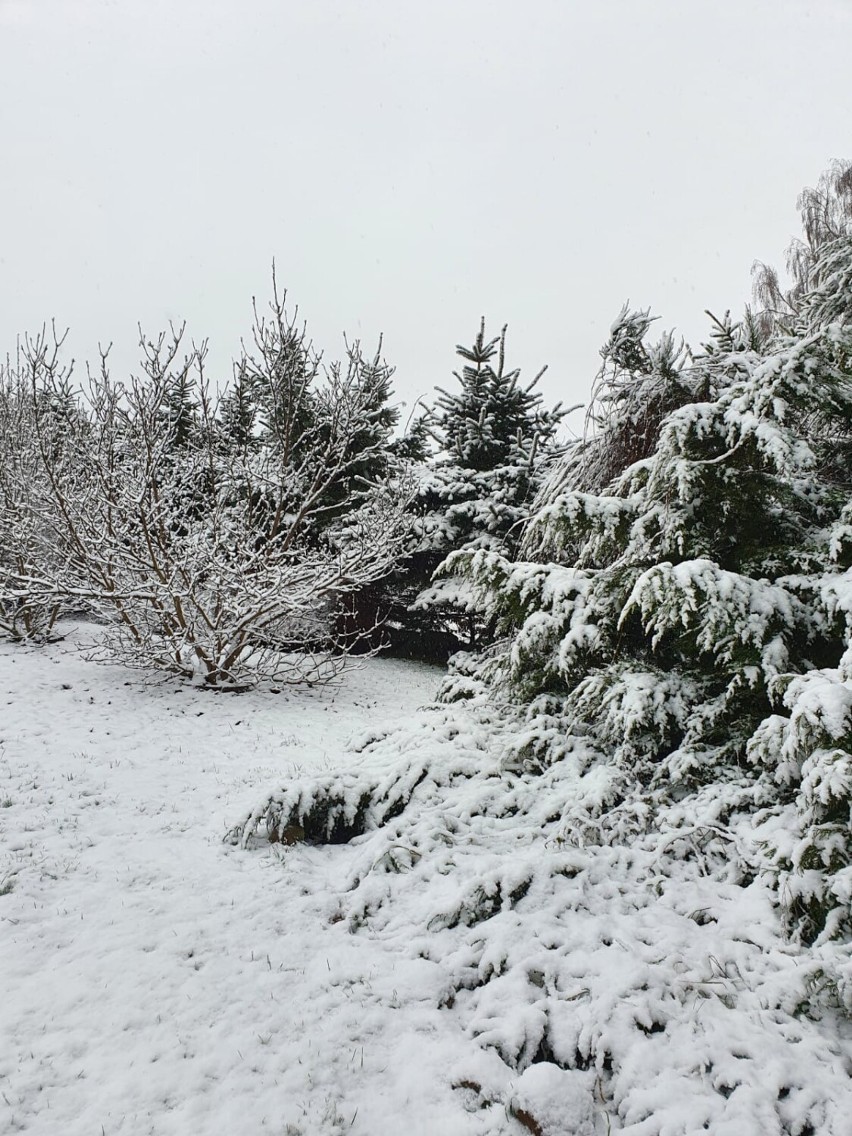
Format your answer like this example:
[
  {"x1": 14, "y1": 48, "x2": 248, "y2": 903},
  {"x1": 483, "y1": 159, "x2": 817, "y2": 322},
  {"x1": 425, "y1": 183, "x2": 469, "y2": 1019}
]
[
  {"x1": 388, "y1": 321, "x2": 567, "y2": 658},
  {"x1": 231, "y1": 169, "x2": 852, "y2": 1134},
  {"x1": 449, "y1": 235, "x2": 852, "y2": 947}
]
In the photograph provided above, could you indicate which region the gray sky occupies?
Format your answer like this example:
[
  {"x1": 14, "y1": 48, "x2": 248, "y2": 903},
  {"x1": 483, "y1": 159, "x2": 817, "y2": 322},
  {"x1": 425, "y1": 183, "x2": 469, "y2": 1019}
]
[{"x1": 2, "y1": 0, "x2": 851, "y2": 435}]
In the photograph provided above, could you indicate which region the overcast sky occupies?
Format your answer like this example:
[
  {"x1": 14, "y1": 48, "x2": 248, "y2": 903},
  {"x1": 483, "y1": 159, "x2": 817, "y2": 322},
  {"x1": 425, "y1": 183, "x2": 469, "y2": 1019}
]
[{"x1": 2, "y1": 0, "x2": 851, "y2": 434}]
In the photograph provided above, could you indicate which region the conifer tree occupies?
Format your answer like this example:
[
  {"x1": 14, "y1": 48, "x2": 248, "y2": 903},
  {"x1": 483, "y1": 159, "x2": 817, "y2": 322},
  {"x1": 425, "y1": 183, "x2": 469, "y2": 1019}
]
[
  {"x1": 217, "y1": 362, "x2": 258, "y2": 454},
  {"x1": 435, "y1": 318, "x2": 560, "y2": 471},
  {"x1": 216, "y1": 283, "x2": 401, "y2": 547},
  {"x1": 312, "y1": 338, "x2": 400, "y2": 523},
  {"x1": 450, "y1": 229, "x2": 852, "y2": 947},
  {"x1": 385, "y1": 321, "x2": 567, "y2": 659}
]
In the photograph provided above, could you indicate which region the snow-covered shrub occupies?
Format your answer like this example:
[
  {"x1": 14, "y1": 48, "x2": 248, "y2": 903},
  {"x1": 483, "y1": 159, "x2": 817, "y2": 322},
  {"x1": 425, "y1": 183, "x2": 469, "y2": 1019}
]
[
  {"x1": 2, "y1": 290, "x2": 410, "y2": 685},
  {"x1": 232, "y1": 693, "x2": 852, "y2": 1134},
  {"x1": 0, "y1": 337, "x2": 76, "y2": 642}
]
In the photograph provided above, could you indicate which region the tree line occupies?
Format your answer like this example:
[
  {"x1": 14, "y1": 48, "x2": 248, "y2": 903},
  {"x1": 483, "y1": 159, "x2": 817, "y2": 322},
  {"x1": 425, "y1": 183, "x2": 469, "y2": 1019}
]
[
  {"x1": 0, "y1": 276, "x2": 566, "y2": 684},
  {"x1": 443, "y1": 159, "x2": 852, "y2": 947},
  {"x1": 3, "y1": 160, "x2": 852, "y2": 950}
]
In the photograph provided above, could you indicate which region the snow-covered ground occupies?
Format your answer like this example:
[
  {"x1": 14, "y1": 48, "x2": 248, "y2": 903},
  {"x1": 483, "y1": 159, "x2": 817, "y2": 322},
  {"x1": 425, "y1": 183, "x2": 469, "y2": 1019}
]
[
  {"x1": 2, "y1": 627, "x2": 851, "y2": 1136},
  {"x1": 0, "y1": 627, "x2": 496, "y2": 1135}
]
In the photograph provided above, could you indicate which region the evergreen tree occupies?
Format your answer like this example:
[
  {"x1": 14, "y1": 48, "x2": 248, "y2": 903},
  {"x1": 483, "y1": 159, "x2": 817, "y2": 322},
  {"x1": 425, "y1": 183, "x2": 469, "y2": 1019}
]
[
  {"x1": 449, "y1": 233, "x2": 852, "y2": 947},
  {"x1": 160, "y1": 370, "x2": 200, "y2": 451},
  {"x1": 434, "y1": 318, "x2": 561, "y2": 471},
  {"x1": 219, "y1": 284, "x2": 401, "y2": 553},
  {"x1": 383, "y1": 321, "x2": 567, "y2": 660},
  {"x1": 217, "y1": 362, "x2": 258, "y2": 454},
  {"x1": 312, "y1": 338, "x2": 399, "y2": 523},
  {"x1": 389, "y1": 410, "x2": 431, "y2": 463},
  {"x1": 244, "y1": 299, "x2": 319, "y2": 479}
]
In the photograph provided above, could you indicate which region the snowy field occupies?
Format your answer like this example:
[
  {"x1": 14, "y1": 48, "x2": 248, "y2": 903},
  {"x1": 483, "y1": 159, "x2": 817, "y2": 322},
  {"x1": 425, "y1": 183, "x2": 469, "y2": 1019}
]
[
  {"x1": 0, "y1": 626, "x2": 486, "y2": 1135},
  {"x1": 2, "y1": 626, "x2": 851, "y2": 1136}
]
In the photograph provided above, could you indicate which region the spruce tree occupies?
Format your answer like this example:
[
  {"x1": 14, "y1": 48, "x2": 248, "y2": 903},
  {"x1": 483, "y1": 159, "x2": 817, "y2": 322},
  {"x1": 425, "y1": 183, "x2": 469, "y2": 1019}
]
[
  {"x1": 386, "y1": 321, "x2": 566, "y2": 659},
  {"x1": 217, "y1": 362, "x2": 258, "y2": 454},
  {"x1": 311, "y1": 339, "x2": 399, "y2": 524},
  {"x1": 223, "y1": 287, "x2": 400, "y2": 555},
  {"x1": 435, "y1": 318, "x2": 560, "y2": 472},
  {"x1": 451, "y1": 233, "x2": 852, "y2": 947}
]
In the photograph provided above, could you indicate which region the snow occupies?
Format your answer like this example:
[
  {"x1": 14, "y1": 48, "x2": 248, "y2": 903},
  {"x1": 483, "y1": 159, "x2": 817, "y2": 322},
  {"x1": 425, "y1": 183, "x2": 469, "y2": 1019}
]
[
  {"x1": 2, "y1": 625, "x2": 851, "y2": 1135},
  {"x1": 510, "y1": 1064, "x2": 596, "y2": 1136},
  {"x1": 229, "y1": 690, "x2": 852, "y2": 1134},
  {"x1": 0, "y1": 625, "x2": 495, "y2": 1136}
]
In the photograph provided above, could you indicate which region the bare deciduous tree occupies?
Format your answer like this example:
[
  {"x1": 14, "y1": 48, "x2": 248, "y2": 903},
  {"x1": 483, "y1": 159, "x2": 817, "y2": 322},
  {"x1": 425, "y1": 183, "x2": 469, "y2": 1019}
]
[
  {"x1": 0, "y1": 334, "x2": 75, "y2": 642},
  {"x1": 0, "y1": 290, "x2": 411, "y2": 687}
]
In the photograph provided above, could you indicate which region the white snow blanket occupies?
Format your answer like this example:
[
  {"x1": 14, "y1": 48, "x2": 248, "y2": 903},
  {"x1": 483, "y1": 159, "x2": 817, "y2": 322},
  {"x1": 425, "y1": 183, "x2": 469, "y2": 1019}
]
[{"x1": 1, "y1": 627, "x2": 851, "y2": 1135}]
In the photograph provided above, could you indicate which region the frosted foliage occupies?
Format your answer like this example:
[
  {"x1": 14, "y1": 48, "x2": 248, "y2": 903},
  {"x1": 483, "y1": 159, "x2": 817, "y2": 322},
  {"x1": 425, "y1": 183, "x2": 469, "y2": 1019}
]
[
  {"x1": 443, "y1": 268, "x2": 852, "y2": 945},
  {"x1": 233, "y1": 699, "x2": 852, "y2": 1135},
  {"x1": 827, "y1": 507, "x2": 852, "y2": 565},
  {"x1": 414, "y1": 575, "x2": 481, "y2": 615},
  {"x1": 511, "y1": 569, "x2": 604, "y2": 681},
  {"x1": 801, "y1": 235, "x2": 852, "y2": 328},
  {"x1": 233, "y1": 226, "x2": 852, "y2": 1134},
  {"x1": 563, "y1": 303, "x2": 701, "y2": 495},
  {"x1": 623, "y1": 560, "x2": 802, "y2": 673},
  {"x1": 415, "y1": 463, "x2": 539, "y2": 552},
  {"x1": 748, "y1": 665, "x2": 852, "y2": 943},
  {"x1": 523, "y1": 490, "x2": 637, "y2": 566},
  {"x1": 820, "y1": 568, "x2": 852, "y2": 633},
  {"x1": 568, "y1": 665, "x2": 699, "y2": 763}
]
